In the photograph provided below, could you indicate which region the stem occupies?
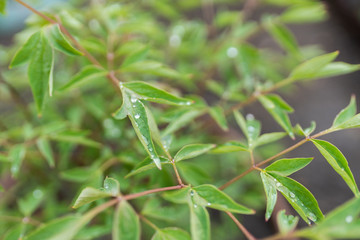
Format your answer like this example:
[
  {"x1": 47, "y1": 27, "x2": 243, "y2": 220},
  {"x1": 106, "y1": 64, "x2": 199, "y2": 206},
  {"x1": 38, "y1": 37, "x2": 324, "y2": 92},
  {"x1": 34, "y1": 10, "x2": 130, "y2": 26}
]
[
  {"x1": 124, "y1": 185, "x2": 185, "y2": 201},
  {"x1": 226, "y1": 211, "x2": 257, "y2": 240},
  {"x1": 250, "y1": 150, "x2": 255, "y2": 166},
  {"x1": 139, "y1": 214, "x2": 160, "y2": 231},
  {"x1": 171, "y1": 162, "x2": 184, "y2": 186},
  {"x1": 14, "y1": 0, "x2": 57, "y2": 24},
  {"x1": 0, "y1": 215, "x2": 41, "y2": 226}
]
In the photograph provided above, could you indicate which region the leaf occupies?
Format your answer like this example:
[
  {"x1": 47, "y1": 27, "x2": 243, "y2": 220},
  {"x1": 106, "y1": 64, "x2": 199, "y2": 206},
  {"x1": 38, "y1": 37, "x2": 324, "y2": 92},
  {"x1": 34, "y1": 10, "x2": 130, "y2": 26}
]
[
  {"x1": 59, "y1": 65, "x2": 107, "y2": 91},
  {"x1": 209, "y1": 106, "x2": 228, "y2": 131},
  {"x1": 162, "y1": 187, "x2": 191, "y2": 204},
  {"x1": 113, "y1": 200, "x2": 140, "y2": 240},
  {"x1": 60, "y1": 167, "x2": 95, "y2": 182},
  {"x1": 311, "y1": 139, "x2": 359, "y2": 196},
  {"x1": 122, "y1": 81, "x2": 192, "y2": 106},
  {"x1": 312, "y1": 62, "x2": 360, "y2": 79},
  {"x1": 255, "y1": 132, "x2": 286, "y2": 148},
  {"x1": 259, "y1": 94, "x2": 295, "y2": 139},
  {"x1": 277, "y1": 210, "x2": 299, "y2": 234},
  {"x1": 281, "y1": 3, "x2": 326, "y2": 24},
  {"x1": 10, "y1": 144, "x2": 26, "y2": 178},
  {"x1": 36, "y1": 138, "x2": 55, "y2": 167},
  {"x1": 103, "y1": 177, "x2": 120, "y2": 196},
  {"x1": 72, "y1": 187, "x2": 112, "y2": 209},
  {"x1": 177, "y1": 162, "x2": 211, "y2": 186},
  {"x1": 265, "y1": 158, "x2": 313, "y2": 176},
  {"x1": 210, "y1": 141, "x2": 248, "y2": 154},
  {"x1": 189, "y1": 203, "x2": 210, "y2": 240},
  {"x1": 0, "y1": 0, "x2": 6, "y2": 14},
  {"x1": 174, "y1": 144, "x2": 215, "y2": 162},
  {"x1": 152, "y1": 227, "x2": 191, "y2": 240},
  {"x1": 191, "y1": 185, "x2": 254, "y2": 214},
  {"x1": 260, "y1": 172, "x2": 277, "y2": 221},
  {"x1": 289, "y1": 51, "x2": 339, "y2": 81},
  {"x1": 125, "y1": 157, "x2": 170, "y2": 178},
  {"x1": 18, "y1": 189, "x2": 44, "y2": 216},
  {"x1": 294, "y1": 122, "x2": 316, "y2": 137},
  {"x1": 234, "y1": 111, "x2": 261, "y2": 147},
  {"x1": 268, "y1": 172, "x2": 324, "y2": 224},
  {"x1": 47, "y1": 24, "x2": 83, "y2": 56},
  {"x1": 9, "y1": 31, "x2": 41, "y2": 68},
  {"x1": 49, "y1": 131, "x2": 101, "y2": 148},
  {"x1": 120, "y1": 60, "x2": 163, "y2": 73},
  {"x1": 121, "y1": 47, "x2": 149, "y2": 67},
  {"x1": 27, "y1": 31, "x2": 53, "y2": 114},
  {"x1": 332, "y1": 95, "x2": 356, "y2": 128}
]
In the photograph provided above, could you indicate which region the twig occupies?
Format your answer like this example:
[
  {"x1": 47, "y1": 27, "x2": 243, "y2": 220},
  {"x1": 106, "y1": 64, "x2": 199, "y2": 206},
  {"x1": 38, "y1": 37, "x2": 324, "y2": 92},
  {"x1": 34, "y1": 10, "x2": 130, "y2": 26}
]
[
  {"x1": 226, "y1": 211, "x2": 257, "y2": 240},
  {"x1": 123, "y1": 185, "x2": 185, "y2": 201}
]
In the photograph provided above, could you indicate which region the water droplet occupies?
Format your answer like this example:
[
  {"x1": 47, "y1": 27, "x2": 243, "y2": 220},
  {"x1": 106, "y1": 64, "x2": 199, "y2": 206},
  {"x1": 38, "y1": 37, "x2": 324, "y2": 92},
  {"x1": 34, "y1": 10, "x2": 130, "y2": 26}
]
[
  {"x1": 134, "y1": 114, "x2": 140, "y2": 119},
  {"x1": 246, "y1": 114, "x2": 255, "y2": 121},
  {"x1": 131, "y1": 97, "x2": 138, "y2": 103},
  {"x1": 149, "y1": 148, "x2": 153, "y2": 152},
  {"x1": 289, "y1": 192, "x2": 295, "y2": 198},
  {"x1": 169, "y1": 34, "x2": 181, "y2": 47},
  {"x1": 248, "y1": 126, "x2": 255, "y2": 132},
  {"x1": 194, "y1": 204, "x2": 198, "y2": 208},
  {"x1": 207, "y1": 202, "x2": 211, "y2": 206},
  {"x1": 308, "y1": 213, "x2": 317, "y2": 222},
  {"x1": 190, "y1": 190, "x2": 194, "y2": 196},
  {"x1": 341, "y1": 168, "x2": 345, "y2": 171},
  {"x1": 226, "y1": 47, "x2": 238, "y2": 58},
  {"x1": 276, "y1": 182, "x2": 282, "y2": 187},
  {"x1": 119, "y1": 82, "x2": 124, "y2": 89},
  {"x1": 33, "y1": 189, "x2": 43, "y2": 199},
  {"x1": 346, "y1": 215, "x2": 353, "y2": 223}
]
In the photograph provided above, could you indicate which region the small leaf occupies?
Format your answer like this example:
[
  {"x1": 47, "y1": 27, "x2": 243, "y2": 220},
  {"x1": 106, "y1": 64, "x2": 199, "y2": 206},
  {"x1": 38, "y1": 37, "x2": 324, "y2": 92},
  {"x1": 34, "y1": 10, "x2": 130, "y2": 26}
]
[
  {"x1": 312, "y1": 62, "x2": 360, "y2": 79},
  {"x1": 113, "y1": 200, "x2": 140, "y2": 240},
  {"x1": 260, "y1": 172, "x2": 277, "y2": 221},
  {"x1": 277, "y1": 210, "x2": 299, "y2": 234},
  {"x1": 121, "y1": 47, "x2": 149, "y2": 67},
  {"x1": 178, "y1": 162, "x2": 211, "y2": 186},
  {"x1": 36, "y1": 138, "x2": 55, "y2": 167},
  {"x1": 268, "y1": 172, "x2": 324, "y2": 224},
  {"x1": 125, "y1": 157, "x2": 170, "y2": 178},
  {"x1": 72, "y1": 187, "x2": 112, "y2": 209},
  {"x1": 174, "y1": 144, "x2": 215, "y2": 162},
  {"x1": 59, "y1": 65, "x2": 107, "y2": 91},
  {"x1": 103, "y1": 177, "x2": 120, "y2": 196},
  {"x1": 152, "y1": 228, "x2": 191, "y2": 240},
  {"x1": 192, "y1": 185, "x2": 254, "y2": 214},
  {"x1": 162, "y1": 187, "x2": 190, "y2": 204},
  {"x1": 189, "y1": 202, "x2": 210, "y2": 240},
  {"x1": 312, "y1": 139, "x2": 359, "y2": 196},
  {"x1": 332, "y1": 114, "x2": 360, "y2": 130},
  {"x1": 281, "y1": 3, "x2": 326, "y2": 24},
  {"x1": 259, "y1": 94, "x2": 295, "y2": 139},
  {"x1": 295, "y1": 121, "x2": 317, "y2": 137},
  {"x1": 234, "y1": 111, "x2": 261, "y2": 147},
  {"x1": 47, "y1": 24, "x2": 83, "y2": 56},
  {"x1": 209, "y1": 106, "x2": 229, "y2": 131},
  {"x1": 10, "y1": 31, "x2": 41, "y2": 68},
  {"x1": 210, "y1": 141, "x2": 248, "y2": 154},
  {"x1": 332, "y1": 95, "x2": 356, "y2": 128},
  {"x1": 0, "y1": 0, "x2": 6, "y2": 14},
  {"x1": 289, "y1": 51, "x2": 339, "y2": 81},
  {"x1": 10, "y1": 144, "x2": 26, "y2": 177},
  {"x1": 18, "y1": 189, "x2": 44, "y2": 216},
  {"x1": 122, "y1": 81, "x2": 192, "y2": 106},
  {"x1": 49, "y1": 131, "x2": 101, "y2": 148},
  {"x1": 255, "y1": 132, "x2": 286, "y2": 148},
  {"x1": 265, "y1": 158, "x2": 313, "y2": 176}
]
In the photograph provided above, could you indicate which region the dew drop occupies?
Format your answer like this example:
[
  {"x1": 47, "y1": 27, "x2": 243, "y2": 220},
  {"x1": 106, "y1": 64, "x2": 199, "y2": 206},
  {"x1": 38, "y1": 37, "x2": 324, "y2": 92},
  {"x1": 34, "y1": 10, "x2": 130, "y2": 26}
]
[
  {"x1": 341, "y1": 168, "x2": 345, "y2": 171},
  {"x1": 246, "y1": 113, "x2": 255, "y2": 121},
  {"x1": 131, "y1": 97, "x2": 138, "y2": 103},
  {"x1": 119, "y1": 82, "x2": 124, "y2": 89},
  {"x1": 248, "y1": 126, "x2": 255, "y2": 132},
  {"x1": 190, "y1": 190, "x2": 194, "y2": 196},
  {"x1": 289, "y1": 192, "x2": 295, "y2": 198},
  {"x1": 276, "y1": 182, "x2": 282, "y2": 187},
  {"x1": 207, "y1": 202, "x2": 211, "y2": 206},
  {"x1": 169, "y1": 34, "x2": 181, "y2": 47},
  {"x1": 346, "y1": 215, "x2": 353, "y2": 223},
  {"x1": 194, "y1": 204, "x2": 198, "y2": 208},
  {"x1": 134, "y1": 114, "x2": 140, "y2": 119},
  {"x1": 226, "y1": 47, "x2": 238, "y2": 58},
  {"x1": 308, "y1": 213, "x2": 317, "y2": 222},
  {"x1": 33, "y1": 189, "x2": 43, "y2": 199},
  {"x1": 186, "y1": 101, "x2": 192, "y2": 106}
]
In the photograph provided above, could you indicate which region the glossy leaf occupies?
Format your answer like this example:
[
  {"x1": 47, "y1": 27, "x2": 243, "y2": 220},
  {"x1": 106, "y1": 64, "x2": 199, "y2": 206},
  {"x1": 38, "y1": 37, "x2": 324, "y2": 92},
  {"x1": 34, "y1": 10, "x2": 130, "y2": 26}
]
[
  {"x1": 210, "y1": 141, "x2": 248, "y2": 153},
  {"x1": 9, "y1": 31, "x2": 41, "y2": 68},
  {"x1": 125, "y1": 157, "x2": 170, "y2": 178},
  {"x1": 174, "y1": 144, "x2": 215, "y2": 162},
  {"x1": 28, "y1": 31, "x2": 53, "y2": 114},
  {"x1": 36, "y1": 138, "x2": 55, "y2": 167},
  {"x1": 122, "y1": 81, "x2": 192, "y2": 106},
  {"x1": 312, "y1": 139, "x2": 359, "y2": 196},
  {"x1": 265, "y1": 158, "x2": 313, "y2": 176},
  {"x1": 192, "y1": 185, "x2": 254, "y2": 214},
  {"x1": 103, "y1": 177, "x2": 120, "y2": 196},
  {"x1": 189, "y1": 202, "x2": 210, "y2": 240},
  {"x1": 289, "y1": 51, "x2": 338, "y2": 81},
  {"x1": 162, "y1": 187, "x2": 190, "y2": 204},
  {"x1": 48, "y1": 24, "x2": 83, "y2": 56},
  {"x1": 10, "y1": 144, "x2": 26, "y2": 177},
  {"x1": 72, "y1": 187, "x2": 111, "y2": 209},
  {"x1": 259, "y1": 94, "x2": 295, "y2": 139},
  {"x1": 255, "y1": 132, "x2": 286, "y2": 148},
  {"x1": 209, "y1": 106, "x2": 228, "y2": 131},
  {"x1": 260, "y1": 172, "x2": 277, "y2": 221},
  {"x1": 152, "y1": 227, "x2": 191, "y2": 240},
  {"x1": 277, "y1": 210, "x2": 299, "y2": 234},
  {"x1": 113, "y1": 200, "x2": 140, "y2": 240},
  {"x1": 59, "y1": 65, "x2": 107, "y2": 91},
  {"x1": 268, "y1": 172, "x2": 324, "y2": 224},
  {"x1": 332, "y1": 95, "x2": 356, "y2": 128}
]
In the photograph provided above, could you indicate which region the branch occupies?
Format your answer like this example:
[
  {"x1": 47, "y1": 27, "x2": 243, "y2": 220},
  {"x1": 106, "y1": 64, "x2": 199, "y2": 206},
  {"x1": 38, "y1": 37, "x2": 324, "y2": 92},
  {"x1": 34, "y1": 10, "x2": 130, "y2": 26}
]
[
  {"x1": 123, "y1": 185, "x2": 185, "y2": 201},
  {"x1": 226, "y1": 211, "x2": 257, "y2": 240}
]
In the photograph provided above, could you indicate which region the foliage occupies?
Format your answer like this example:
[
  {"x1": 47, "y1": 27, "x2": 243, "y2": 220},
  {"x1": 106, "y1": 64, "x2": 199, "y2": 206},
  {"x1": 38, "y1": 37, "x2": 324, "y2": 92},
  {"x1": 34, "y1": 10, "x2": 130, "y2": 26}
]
[{"x1": 0, "y1": 0, "x2": 360, "y2": 239}]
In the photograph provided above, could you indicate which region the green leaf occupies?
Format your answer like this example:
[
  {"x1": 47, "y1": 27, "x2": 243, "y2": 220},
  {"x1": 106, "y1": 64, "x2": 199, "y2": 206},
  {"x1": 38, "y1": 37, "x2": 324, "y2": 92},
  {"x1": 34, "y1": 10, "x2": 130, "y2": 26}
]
[
  {"x1": 289, "y1": 51, "x2": 339, "y2": 81},
  {"x1": 28, "y1": 31, "x2": 53, "y2": 114},
  {"x1": 189, "y1": 202, "x2": 210, "y2": 240},
  {"x1": 260, "y1": 172, "x2": 277, "y2": 221},
  {"x1": 255, "y1": 132, "x2": 286, "y2": 148},
  {"x1": 49, "y1": 131, "x2": 101, "y2": 148},
  {"x1": 18, "y1": 189, "x2": 44, "y2": 217},
  {"x1": 59, "y1": 65, "x2": 107, "y2": 91},
  {"x1": 311, "y1": 139, "x2": 359, "y2": 196},
  {"x1": 174, "y1": 144, "x2": 215, "y2": 162},
  {"x1": 234, "y1": 111, "x2": 261, "y2": 147},
  {"x1": 332, "y1": 95, "x2": 356, "y2": 128},
  {"x1": 72, "y1": 187, "x2": 112, "y2": 209},
  {"x1": 177, "y1": 162, "x2": 211, "y2": 186},
  {"x1": 125, "y1": 157, "x2": 170, "y2": 178},
  {"x1": 152, "y1": 227, "x2": 191, "y2": 240},
  {"x1": 10, "y1": 144, "x2": 26, "y2": 177},
  {"x1": 191, "y1": 185, "x2": 254, "y2": 214},
  {"x1": 121, "y1": 47, "x2": 149, "y2": 67},
  {"x1": 120, "y1": 60, "x2": 162, "y2": 73},
  {"x1": 277, "y1": 210, "x2": 299, "y2": 235},
  {"x1": 103, "y1": 177, "x2": 120, "y2": 196},
  {"x1": 36, "y1": 138, "x2": 55, "y2": 167},
  {"x1": 281, "y1": 3, "x2": 326, "y2": 24},
  {"x1": 47, "y1": 24, "x2": 83, "y2": 56},
  {"x1": 122, "y1": 81, "x2": 192, "y2": 106},
  {"x1": 113, "y1": 200, "x2": 140, "y2": 240},
  {"x1": 294, "y1": 122, "x2": 316, "y2": 137},
  {"x1": 268, "y1": 172, "x2": 324, "y2": 224},
  {"x1": 0, "y1": 0, "x2": 6, "y2": 14},
  {"x1": 60, "y1": 167, "x2": 95, "y2": 182},
  {"x1": 311, "y1": 62, "x2": 360, "y2": 79},
  {"x1": 142, "y1": 198, "x2": 179, "y2": 222},
  {"x1": 9, "y1": 31, "x2": 41, "y2": 68},
  {"x1": 265, "y1": 158, "x2": 313, "y2": 176},
  {"x1": 259, "y1": 94, "x2": 295, "y2": 139},
  {"x1": 208, "y1": 106, "x2": 228, "y2": 131},
  {"x1": 210, "y1": 141, "x2": 248, "y2": 154},
  {"x1": 162, "y1": 187, "x2": 191, "y2": 204}
]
